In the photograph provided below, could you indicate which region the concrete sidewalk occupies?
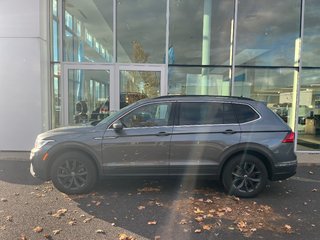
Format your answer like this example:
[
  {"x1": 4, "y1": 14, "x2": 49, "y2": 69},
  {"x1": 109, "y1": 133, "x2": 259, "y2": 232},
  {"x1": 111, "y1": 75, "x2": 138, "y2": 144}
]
[{"x1": 0, "y1": 150, "x2": 318, "y2": 165}]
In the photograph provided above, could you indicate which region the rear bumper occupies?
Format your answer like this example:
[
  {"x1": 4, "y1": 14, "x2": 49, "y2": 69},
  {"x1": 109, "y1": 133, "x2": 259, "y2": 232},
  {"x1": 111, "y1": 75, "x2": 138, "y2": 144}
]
[{"x1": 271, "y1": 160, "x2": 297, "y2": 181}]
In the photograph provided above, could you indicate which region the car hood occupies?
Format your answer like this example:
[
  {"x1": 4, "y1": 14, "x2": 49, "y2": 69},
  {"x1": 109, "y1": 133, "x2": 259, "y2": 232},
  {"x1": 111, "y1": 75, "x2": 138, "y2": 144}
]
[{"x1": 38, "y1": 125, "x2": 96, "y2": 139}]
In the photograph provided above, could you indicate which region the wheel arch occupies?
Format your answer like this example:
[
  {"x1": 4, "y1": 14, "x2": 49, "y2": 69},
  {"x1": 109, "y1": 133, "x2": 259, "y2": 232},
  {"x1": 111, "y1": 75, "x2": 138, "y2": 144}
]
[
  {"x1": 45, "y1": 142, "x2": 102, "y2": 179},
  {"x1": 219, "y1": 143, "x2": 275, "y2": 181}
]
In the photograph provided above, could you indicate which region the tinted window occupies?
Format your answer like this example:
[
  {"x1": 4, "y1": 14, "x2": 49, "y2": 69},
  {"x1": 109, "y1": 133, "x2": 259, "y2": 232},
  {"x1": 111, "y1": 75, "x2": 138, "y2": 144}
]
[
  {"x1": 233, "y1": 104, "x2": 259, "y2": 123},
  {"x1": 179, "y1": 102, "x2": 235, "y2": 125},
  {"x1": 223, "y1": 103, "x2": 238, "y2": 124},
  {"x1": 120, "y1": 103, "x2": 172, "y2": 128}
]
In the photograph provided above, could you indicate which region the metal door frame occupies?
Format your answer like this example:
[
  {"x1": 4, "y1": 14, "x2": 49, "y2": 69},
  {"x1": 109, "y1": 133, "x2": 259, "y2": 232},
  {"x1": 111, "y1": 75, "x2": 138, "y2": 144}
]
[
  {"x1": 115, "y1": 63, "x2": 167, "y2": 110},
  {"x1": 62, "y1": 63, "x2": 115, "y2": 126}
]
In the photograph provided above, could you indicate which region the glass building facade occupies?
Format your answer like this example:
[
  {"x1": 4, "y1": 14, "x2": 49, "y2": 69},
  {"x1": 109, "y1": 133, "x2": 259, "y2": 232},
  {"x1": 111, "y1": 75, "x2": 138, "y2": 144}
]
[{"x1": 49, "y1": 0, "x2": 320, "y2": 152}]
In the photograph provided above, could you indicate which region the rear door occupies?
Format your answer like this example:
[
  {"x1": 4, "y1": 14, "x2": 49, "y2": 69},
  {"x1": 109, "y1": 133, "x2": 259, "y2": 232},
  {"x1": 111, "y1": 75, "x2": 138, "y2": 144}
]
[{"x1": 169, "y1": 101, "x2": 241, "y2": 175}]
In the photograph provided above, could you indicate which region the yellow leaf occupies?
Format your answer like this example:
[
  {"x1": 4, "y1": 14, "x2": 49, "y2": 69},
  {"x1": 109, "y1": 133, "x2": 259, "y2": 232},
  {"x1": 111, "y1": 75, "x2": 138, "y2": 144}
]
[
  {"x1": 33, "y1": 226, "x2": 43, "y2": 233},
  {"x1": 195, "y1": 216, "x2": 204, "y2": 222},
  {"x1": 119, "y1": 233, "x2": 136, "y2": 240},
  {"x1": 194, "y1": 208, "x2": 204, "y2": 214}
]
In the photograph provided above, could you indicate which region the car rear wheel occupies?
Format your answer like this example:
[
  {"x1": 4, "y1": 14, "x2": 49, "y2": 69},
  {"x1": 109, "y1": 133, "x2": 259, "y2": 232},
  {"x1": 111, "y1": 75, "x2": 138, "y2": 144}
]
[
  {"x1": 222, "y1": 155, "x2": 268, "y2": 198},
  {"x1": 50, "y1": 152, "x2": 97, "y2": 194}
]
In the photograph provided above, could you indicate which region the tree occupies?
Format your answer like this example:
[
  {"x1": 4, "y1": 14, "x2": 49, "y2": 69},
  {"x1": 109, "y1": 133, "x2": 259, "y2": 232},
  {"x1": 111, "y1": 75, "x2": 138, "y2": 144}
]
[{"x1": 131, "y1": 41, "x2": 159, "y2": 97}]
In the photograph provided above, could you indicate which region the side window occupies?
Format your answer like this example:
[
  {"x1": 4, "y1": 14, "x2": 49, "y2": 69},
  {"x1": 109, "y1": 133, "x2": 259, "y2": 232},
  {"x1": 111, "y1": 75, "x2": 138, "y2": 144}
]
[
  {"x1": 223, "y1": 103, "x2": 238, "y2": 124},
  {"x1": 178, "y1": 102, "x2": 224, "y2": 125},
  {"x1": 233, "y1": 104, "x2": 259, "y2": 123},
  {"x1": 120, "y1": 103, "x2": 172, "y2": 128}
]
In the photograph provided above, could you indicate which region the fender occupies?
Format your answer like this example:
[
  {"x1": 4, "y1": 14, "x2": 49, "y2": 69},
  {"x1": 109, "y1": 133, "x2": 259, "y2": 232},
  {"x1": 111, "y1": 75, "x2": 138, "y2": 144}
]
[
  {"x1": 218, "y1": 142, "x2": 276, "y2": 179},
  {"x1": 46, "y1": 141, "x2": 103, "y2": 177}
]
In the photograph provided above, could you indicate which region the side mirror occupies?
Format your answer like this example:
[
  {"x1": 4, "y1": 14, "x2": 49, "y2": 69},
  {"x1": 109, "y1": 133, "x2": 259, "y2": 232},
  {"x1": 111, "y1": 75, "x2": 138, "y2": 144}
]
[{"x1": 112, "y1": 121, "x2": 123, "y2": 131}]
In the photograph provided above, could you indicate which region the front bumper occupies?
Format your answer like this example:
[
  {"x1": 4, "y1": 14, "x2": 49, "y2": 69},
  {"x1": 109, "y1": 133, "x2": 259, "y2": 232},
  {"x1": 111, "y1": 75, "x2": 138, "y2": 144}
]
[
  {"x1": 29, "y1": 148, "x2": 51, "y2": 181},
  {"x1": 271, "y1": 160, "x2": 297, "y2": 181}
]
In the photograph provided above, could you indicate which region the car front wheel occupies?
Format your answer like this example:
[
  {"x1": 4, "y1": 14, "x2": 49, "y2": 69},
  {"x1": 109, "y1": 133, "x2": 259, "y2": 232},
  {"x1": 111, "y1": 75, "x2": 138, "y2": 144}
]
[
  {"x1": 50, "y1": 152, "x2": 97, "y2": 194},
  {"x1": 222, "y1": 155, "x2": 268, "y2": 198}
]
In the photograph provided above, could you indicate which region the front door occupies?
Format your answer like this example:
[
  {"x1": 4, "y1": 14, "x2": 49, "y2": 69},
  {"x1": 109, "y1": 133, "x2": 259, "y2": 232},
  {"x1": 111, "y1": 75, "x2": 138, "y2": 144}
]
[{"x1": 101, "y1": 101, "x2": 173, "y2": 175}]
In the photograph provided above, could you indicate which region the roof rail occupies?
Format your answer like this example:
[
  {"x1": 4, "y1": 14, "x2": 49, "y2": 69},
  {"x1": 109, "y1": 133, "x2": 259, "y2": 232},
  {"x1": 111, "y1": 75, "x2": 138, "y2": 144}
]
[{"x1": 154, "y1": 95, "x2": 255, "y2": 101}]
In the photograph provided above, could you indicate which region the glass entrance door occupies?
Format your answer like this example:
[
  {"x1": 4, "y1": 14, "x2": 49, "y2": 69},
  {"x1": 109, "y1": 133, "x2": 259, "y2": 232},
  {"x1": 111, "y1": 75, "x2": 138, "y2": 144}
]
[
  {"x1": 63, "y1": 64, "x2": 114, "y2": 125},
  {"x1": 62, "y1": 64, "x2": 166, "y2": 126},
  {"x1": 117, "y1": 65, "x2": 166, "y2": 109}
]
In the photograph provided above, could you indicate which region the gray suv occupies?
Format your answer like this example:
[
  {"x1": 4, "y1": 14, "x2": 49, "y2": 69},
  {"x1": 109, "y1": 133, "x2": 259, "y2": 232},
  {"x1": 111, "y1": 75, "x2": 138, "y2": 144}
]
[{"x1": 30, "y1": 96, "x2": 297, "y2": 197}]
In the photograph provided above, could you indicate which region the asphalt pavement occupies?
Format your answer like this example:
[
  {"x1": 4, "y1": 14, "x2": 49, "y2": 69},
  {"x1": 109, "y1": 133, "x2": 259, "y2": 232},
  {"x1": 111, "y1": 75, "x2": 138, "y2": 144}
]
[{"x1": 0, "y1": 152, "x2": 319, "y2": 240}]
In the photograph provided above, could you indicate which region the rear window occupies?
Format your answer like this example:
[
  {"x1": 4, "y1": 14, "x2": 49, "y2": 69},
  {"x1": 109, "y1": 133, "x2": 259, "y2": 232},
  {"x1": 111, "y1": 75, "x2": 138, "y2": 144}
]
[
  {"x1": 233, "y1": 104, "x2": 260, "y2": 123},
  {"x1": 177, "y1": 102, "x2": 237, "y2": 125}
]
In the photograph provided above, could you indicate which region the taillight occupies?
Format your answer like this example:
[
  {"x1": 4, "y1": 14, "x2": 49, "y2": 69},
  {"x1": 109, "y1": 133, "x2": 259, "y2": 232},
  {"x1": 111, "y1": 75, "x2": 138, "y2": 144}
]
[{"x1": 282, "y1": 131, "x2": 295, "y2": 143}]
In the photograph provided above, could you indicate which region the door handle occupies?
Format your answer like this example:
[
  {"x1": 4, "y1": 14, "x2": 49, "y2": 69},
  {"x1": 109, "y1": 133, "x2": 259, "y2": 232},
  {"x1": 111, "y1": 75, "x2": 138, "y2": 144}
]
[
  {"x1": 223, "y1": 129, "x2": 236, "y2": 134},
  {"x1": 156, "y1": 132, "x2": 170, "y2": 136}
]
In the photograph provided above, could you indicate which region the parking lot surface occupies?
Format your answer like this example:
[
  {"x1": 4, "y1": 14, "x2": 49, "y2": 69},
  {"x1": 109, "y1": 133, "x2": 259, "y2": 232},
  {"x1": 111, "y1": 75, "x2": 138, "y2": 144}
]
[{"x1": 0, "y1": 159, "x2": 319, "y2": 240}]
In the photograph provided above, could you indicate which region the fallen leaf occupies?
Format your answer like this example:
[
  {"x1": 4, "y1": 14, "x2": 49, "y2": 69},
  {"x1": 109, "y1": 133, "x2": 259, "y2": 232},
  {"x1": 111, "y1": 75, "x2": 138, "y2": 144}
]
[
  {"x1": 232, "y1": 196, "x2": 240, "y2": 202},
  {"x1": 68, "y1": 220, "x2": 76, "y2": 226},
  {"x1": 44, "y1": 234, "x2": 52, "y2": 239},
  {"x1": 155, "y1": 201, "x2": 164, "y2": 207},
  {"x1": 33, "y1": 226, "x2": 43, "y2": 233},
  {"x1": 52, "y1": 209, "x2": 68, "y2": 218},
  {"x1": 52, "y1": 229, "x2": 61, "y2": 235},
  {"x1": 6, "y1": 215, "x2": 13, "y2": 222},
  {"x1": 203, "y1": 224, "x2": 212, "y2": 230},
  {"x1": 148, "y1": 220, "x2": 157, "y2": 225},
  {"x1": 236, "y1": 221, "x2": 248, "y2": 232},
  {"x1": 195, "y1": 216, "x2": 204, "y2": 222},
  {"x1": 83, "y1": 217, "x2": 93, "y2": 223},
  {"x1": 215, "y1": 211, "x2": 225, "y2": 217},
  {"x1": 19, "y1": 234, "x2": 28, "y2": 240},
  {"x1": 283, "y1": 224, "x2": 293, "y2": 233},
  {"x1": 179, "y1": 219, "x2": 187, "y2": 225},
  {"x1": 119, "y1": 233, "x2": 136, "y2": 240},
  {"x1": 194, "y1": 208, "x2": 204, "y2": 214},
  {"x1": 137, "y1": 206, "x2": 145, "y2": 210},
  {"x1": 96, "y1": 229, "x2": 105, "y2": 234}
]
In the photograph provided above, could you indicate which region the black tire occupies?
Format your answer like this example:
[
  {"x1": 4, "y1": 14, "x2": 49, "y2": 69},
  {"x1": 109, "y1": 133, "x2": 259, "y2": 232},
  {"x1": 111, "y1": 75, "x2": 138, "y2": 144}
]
[
  {"x1": 50, "y1": 152, "x2": 97, "y2": 194},
  {"x1": 222, "y1": 154, "x2": 268, "y2": 198}
]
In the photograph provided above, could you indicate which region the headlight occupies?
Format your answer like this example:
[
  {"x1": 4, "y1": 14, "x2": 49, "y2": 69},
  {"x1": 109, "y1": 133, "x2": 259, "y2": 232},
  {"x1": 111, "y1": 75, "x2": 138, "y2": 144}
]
[{"x1": 34, "y1": 138, "x2": 55, "y2": 150}]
